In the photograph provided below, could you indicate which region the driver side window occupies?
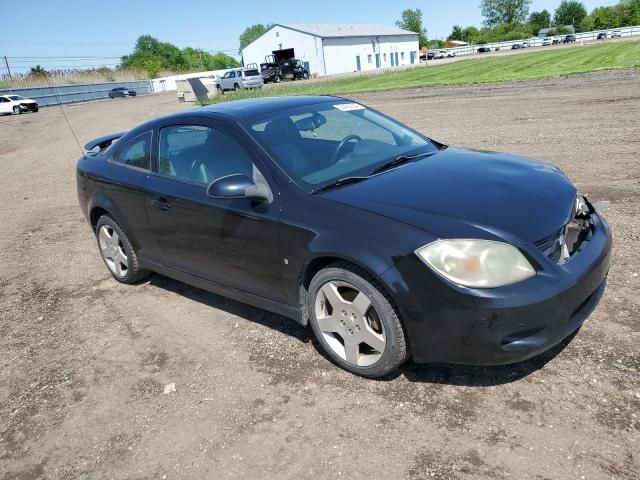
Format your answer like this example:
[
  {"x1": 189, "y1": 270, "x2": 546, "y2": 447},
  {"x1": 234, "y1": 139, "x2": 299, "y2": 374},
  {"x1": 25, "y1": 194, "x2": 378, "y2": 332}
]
[{"x1": 158, "y1": 125, "x2": 253, "y2": 185}]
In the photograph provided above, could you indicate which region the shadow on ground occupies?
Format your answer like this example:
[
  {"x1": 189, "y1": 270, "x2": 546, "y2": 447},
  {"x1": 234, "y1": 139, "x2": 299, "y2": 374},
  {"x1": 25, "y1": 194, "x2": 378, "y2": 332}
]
[{"x1": 148, "y1": 273, "x2": 575, "y2": 387}]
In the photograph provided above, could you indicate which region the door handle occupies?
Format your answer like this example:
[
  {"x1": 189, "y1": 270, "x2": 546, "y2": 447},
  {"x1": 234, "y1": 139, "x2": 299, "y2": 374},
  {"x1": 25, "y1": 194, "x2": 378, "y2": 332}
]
[{"x1": 151, "y1": 197, "x2": 171, "y2": 211}]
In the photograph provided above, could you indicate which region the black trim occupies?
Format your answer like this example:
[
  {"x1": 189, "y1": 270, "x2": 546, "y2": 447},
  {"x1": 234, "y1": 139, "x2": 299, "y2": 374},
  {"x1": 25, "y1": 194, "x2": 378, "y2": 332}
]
[{"x1": 141, "y1": 258, "x2": 303, "y2": 324}]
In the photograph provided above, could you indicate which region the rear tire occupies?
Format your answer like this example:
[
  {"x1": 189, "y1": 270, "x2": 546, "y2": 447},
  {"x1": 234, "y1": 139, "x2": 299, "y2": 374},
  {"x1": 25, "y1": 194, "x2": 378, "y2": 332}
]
[
  {"x1": 308, "y1": 262, "x2": 408, "y2": 378},
  {"x1": 95, "y1": 215, "x2": 149, "y2": 284}
]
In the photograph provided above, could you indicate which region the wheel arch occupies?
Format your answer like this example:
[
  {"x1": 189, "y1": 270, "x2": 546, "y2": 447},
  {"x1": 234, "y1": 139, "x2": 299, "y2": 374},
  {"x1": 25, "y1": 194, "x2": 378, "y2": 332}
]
[
  {"x1": 297, "y1": 254, "x2": 398, "y2": 327},
  {"x1": 87, "y1": 196, "x2": 143, "y2": 251}
]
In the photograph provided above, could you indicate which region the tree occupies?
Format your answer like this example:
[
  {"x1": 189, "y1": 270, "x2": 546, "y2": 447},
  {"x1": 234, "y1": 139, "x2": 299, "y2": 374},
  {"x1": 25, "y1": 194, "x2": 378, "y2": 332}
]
[
  {"x1": 29, "y1": 65, "x2": 47, "y2": 77},
  {"x1": 396, "y1": 8, "x2": 428, "y2": 47},
  {"x1": 554, "y1": 1, "x2": 587, "y2": 28},
  {"x1": 239, "y1": 24, "x2": 274, "y2": 55},
  {"x1": 528, "y1": 9, "x2": 551, "y2": 34},
  {"x1": 581, "y1": 0, "x2": 640, "y2": 31},
  {"x1": 447, "y1": 25, "x2": 464, "y2": 41},
  {"x1": 461, "y1": 26, "x2": 481, "y2": 43},
  {"x1": 120, "y1": 35, "x2": 239, "y2": 77},
  {"x1": 480, "y1": 0, "x2": 532, "y2": 27},
  {"x1": 121, "y1": 35, "x2": 187, "y2": 75}
]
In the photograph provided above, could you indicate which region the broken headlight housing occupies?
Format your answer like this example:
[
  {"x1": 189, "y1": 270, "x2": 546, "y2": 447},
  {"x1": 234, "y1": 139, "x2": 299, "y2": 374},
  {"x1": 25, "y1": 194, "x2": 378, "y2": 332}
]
[{"x1": 416, "y1": 239, "x2": 536, "y2": 288}]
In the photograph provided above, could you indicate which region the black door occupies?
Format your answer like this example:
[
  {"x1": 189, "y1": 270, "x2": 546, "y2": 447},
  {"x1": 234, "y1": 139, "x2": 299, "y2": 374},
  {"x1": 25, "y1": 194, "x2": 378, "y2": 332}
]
[{"x1": 144, "y1": 118, "x2": 284, "y2": 302}]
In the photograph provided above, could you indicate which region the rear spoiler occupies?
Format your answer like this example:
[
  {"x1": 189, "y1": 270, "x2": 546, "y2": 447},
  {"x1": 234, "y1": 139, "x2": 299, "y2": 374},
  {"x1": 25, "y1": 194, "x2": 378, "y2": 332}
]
[{"x1": 84, "y1": 131, "x2": 126, "y2": 152}]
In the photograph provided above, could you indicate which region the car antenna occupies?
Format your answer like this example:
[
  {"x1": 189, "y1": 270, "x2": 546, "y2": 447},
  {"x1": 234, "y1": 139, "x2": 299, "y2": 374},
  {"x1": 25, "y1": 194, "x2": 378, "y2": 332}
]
[{"x1": 45, "y1": 76, "x2": 85, "y2": 157}]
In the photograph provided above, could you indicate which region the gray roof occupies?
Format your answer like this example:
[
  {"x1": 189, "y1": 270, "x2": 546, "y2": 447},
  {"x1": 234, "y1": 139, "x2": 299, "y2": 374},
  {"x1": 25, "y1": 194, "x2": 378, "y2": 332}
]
[{"x1": 278, "y1": 23, "x2": 417, "y2": 38}]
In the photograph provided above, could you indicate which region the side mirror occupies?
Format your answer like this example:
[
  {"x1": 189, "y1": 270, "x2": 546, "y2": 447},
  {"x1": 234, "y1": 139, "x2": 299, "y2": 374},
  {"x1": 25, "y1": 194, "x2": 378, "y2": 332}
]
[{"x1": 206, "y1": 174, "x2": 272, "y2": 203}]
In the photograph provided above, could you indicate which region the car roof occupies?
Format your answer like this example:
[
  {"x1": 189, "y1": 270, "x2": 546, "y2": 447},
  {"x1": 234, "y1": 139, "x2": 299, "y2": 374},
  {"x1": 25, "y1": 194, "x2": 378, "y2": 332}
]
[
  {"x1": 121, "y1": 96, "x2": 346, "y2": 139},
  {"x1": 198, "y1": 95, "x2": 342, "y2": 120}
]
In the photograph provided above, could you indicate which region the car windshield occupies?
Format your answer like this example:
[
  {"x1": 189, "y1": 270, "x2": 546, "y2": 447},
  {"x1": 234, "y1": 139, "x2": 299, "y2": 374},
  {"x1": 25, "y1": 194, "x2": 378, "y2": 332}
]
[
  {"x1": 242, "y1": 101, "x2": 436, "y2": 193},
  {"x1": 8, "y1": 95, "x2": 25, "y2": 100}
]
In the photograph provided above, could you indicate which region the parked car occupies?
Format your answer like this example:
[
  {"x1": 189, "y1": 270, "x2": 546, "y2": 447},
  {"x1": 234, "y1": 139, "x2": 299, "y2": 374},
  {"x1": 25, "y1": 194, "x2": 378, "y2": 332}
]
[
  {"x1": 511, "y1": 43, "x2": 522, "y2": 49},
  {"x1": 109, "y1": 87, "x2": 136, "y2": 98},
  {"x1": 433, "y1": 51, "x2": 445, "y2": 59},
  {"x1": 564, "y1": 34, "x2": 577, "y2": 43},
  {"x1": 477, "y1": 47, "x2": 491, "y2": 53},
  {"x1": 542, "y1": 37, "x2": 553, "y2": 46},
  {"x1": 610, "y1": 30, "x2": 622, "y2": 38},
  {"x1": 217, "y1": 68, "x2": 264, "y2": 92},
  {"x1": 77, "y1": 96, "x2": 612, "y2": 378},
  {"x1": 597, "y1": 32, "x2": 607, "y2": 40},
  {"x1": 279, "y1": 59, "x2": 310, "y2": 80},
  {"x1": 552, "y1": 38, "x2": 562, "y2": 45},
  {"x1": 522, "y1": 41, "x2": 532, "y2": 48},
  {"x1": 0, "y1": 94, "x2": 38, "y2": 114},
  {"x1": 260, "y1": 57, "x2": 310, "y2": 83},
  {"x1": 426, "y1": 52, "x2": 435, "y2": 60}
]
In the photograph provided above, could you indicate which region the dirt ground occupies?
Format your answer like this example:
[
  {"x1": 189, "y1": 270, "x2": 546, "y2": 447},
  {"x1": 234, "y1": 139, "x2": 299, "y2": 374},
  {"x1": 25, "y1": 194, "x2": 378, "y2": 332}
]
[{"x1": 1, "y1": 70, "x2": 639, "y2": 480}]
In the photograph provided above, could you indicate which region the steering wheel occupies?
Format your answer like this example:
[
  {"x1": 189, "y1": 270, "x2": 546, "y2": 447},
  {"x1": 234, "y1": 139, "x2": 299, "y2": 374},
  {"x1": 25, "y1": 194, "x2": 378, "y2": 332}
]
[{"x1": 331, "y1": 135, "x2": 362, "y2": 164}]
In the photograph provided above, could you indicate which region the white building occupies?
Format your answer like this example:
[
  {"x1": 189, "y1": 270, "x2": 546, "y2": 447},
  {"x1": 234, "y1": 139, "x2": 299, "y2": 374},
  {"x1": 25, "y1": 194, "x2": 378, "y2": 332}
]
[{"x1": 242, "y1": 24, "x2": 420, "y2": 77}]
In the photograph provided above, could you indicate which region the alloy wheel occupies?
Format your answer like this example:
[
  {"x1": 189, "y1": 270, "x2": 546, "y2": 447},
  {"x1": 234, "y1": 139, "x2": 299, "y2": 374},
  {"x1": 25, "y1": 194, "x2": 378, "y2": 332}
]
[
  {"x1": 98, "y1": 225, "x2": 128, "y2": 278},
  {"x1": 314, "y1": 280, "x2": 386, "y2": 367}
]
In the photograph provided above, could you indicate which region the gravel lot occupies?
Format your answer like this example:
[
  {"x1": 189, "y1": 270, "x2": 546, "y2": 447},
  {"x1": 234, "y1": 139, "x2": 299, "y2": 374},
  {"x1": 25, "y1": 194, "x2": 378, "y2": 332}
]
[{"x1": 1, "y1": 70, "x2": 639, "y2": 480}]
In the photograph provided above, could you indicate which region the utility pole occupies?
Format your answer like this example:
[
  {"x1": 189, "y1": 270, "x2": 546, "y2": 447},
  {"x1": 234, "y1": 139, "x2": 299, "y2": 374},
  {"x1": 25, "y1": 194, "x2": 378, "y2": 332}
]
[{"x1": 3, "y1": 56, "x2": 13, "y2": 80}]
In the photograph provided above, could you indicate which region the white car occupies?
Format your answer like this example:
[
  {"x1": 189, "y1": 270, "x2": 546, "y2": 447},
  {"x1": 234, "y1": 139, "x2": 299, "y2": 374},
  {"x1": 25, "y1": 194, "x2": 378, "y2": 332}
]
[
  {"x1": 0, "y1": 94, "x2": 39, "y2": 115},
  {"x1": 610, "y1": 30, "x2": 622, "y2": 38},
  {"x1": 542, "y1": 37, "x2": 553, "y2": 46}
]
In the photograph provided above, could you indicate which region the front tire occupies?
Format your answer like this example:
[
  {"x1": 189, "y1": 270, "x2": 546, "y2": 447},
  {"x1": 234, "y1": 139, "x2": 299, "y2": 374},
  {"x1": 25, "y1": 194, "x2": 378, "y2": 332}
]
[
  {"x1": 95, "y1": 215, "x2": 149, "y2": 284},
  {"x1": 308, "y1": 262, "x2": 408, "y2": 377},
  {"x1": 12, "y1": 106, "x2": 21, "y2": 114},
  {"x1": 234, "y1": 83, "x2": 240, "y2": 91}
]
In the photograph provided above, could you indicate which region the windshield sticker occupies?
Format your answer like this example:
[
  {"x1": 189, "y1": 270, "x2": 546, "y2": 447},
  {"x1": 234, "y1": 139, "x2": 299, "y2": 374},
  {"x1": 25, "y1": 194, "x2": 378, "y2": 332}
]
[{"x1": 334, "y1": 103, "x2": 366, "y2": 112}]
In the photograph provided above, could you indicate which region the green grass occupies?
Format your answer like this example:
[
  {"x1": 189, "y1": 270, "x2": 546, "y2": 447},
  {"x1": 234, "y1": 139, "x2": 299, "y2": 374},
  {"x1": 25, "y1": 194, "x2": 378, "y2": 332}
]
[{"x1": 202, "y1": 40, "x2": 640, "y2": 104}]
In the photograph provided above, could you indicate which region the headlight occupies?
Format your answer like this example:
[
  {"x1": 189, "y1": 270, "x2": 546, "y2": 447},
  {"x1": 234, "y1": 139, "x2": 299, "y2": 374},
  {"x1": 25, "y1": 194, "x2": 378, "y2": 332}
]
[{"x1": 416, "y1": 239, "x2": 536, "y2": 288}]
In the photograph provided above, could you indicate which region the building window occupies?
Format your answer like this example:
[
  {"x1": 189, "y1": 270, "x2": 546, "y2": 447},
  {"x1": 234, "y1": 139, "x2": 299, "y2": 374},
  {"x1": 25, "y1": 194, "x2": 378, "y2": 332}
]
[
  {"x1": 401, "y1": 52, "x2": 405, "y2": 60},
  {"x1": 275, "y1": 31, "x2": 279, "y2": 37},
  {"x1": 367, "y1": 54, "x2": 372, "y2": 64},
  {"x1": 383, "y1": 53, "x2": 387, "y2": 62}
]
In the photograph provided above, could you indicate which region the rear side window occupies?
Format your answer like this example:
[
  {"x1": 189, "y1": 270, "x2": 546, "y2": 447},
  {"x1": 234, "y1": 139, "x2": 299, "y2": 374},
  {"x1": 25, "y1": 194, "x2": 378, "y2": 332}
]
[
  {"x1": 244, "y1": 69, "x2": 259, "y2": 76},
  {"x1": 111, "y1": 131, "x2": 151, "y2": 170}
]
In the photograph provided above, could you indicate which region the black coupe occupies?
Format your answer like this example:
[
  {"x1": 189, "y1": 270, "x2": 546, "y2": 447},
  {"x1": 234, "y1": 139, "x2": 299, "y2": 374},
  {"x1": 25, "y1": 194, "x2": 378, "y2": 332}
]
[{"x1": 77, "y1": 96, "x2": 611, "y2": 377}]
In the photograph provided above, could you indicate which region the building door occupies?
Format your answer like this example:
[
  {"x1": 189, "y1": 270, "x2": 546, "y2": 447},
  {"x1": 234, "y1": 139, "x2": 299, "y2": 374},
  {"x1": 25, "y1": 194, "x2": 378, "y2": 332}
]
[
  {"x1": 390, "y1": 53, "x2": 395, "y2": 66},
  {"x1": 395, "y1": 52, "x2": 399, "y2": 65},
  {"x1": 410, "y1": 51, "x2": 416, "y2": 64},
  {"x1": 375, "y1": 53, "x2": 380, "y2": 68},
  {"x1": 303, "y1": 60, "x2": 310, "y2": 72},
  {"x1": 355, "y1": 55, "x2": 361, "y2": 71}
]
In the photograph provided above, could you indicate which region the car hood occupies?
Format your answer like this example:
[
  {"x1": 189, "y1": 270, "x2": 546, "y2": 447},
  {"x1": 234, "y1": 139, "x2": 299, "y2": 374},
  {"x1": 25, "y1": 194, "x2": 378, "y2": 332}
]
[{"x1": 322, "y1": 148, "x2": 577, "y2": 243}]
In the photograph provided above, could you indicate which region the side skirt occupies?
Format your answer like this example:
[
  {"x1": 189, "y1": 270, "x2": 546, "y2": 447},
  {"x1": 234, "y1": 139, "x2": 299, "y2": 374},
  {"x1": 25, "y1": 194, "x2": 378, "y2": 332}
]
[{"x1": 141, "y1": 259, "x2": 305, "y2": 325}]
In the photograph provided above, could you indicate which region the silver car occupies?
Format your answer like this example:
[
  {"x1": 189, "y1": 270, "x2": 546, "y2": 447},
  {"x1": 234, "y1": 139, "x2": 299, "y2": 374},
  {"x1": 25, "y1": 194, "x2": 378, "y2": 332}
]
[{"x1": 217, "y1": 68, "x2": 264, "y2": 92}]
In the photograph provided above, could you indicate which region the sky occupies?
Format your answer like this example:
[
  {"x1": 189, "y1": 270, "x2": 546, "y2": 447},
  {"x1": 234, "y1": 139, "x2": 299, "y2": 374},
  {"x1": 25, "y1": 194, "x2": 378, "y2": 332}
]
[{"x1": 0, "y1": 0, "x2": 618, "y2": 73}]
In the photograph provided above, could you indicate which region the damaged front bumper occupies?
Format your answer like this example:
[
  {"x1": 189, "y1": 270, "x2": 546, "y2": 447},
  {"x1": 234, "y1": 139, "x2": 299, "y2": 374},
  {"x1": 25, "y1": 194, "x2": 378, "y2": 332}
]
[{"x1": 382, "y1": 211, "x2": 612, "y2": 365}]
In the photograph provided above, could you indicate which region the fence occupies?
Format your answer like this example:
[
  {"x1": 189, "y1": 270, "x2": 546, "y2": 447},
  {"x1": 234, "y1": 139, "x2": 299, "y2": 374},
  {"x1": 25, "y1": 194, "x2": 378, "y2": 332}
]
[
  {"x1": 440, "y1": 25, "x2": 640, "y2": 58},
  {"x1": 0, "y1": 80, "x2": 153, "y2": 107}
]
